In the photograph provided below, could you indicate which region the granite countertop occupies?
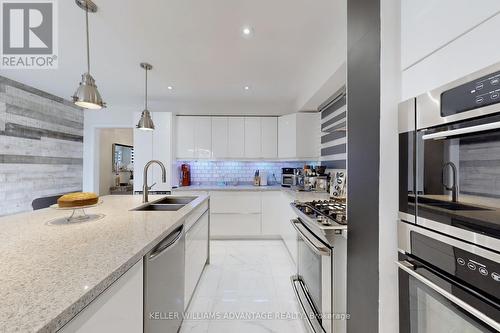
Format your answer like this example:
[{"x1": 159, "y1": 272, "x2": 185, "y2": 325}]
[{"x1": 0, "y1": 194, "x2": 209, "y2": 333}]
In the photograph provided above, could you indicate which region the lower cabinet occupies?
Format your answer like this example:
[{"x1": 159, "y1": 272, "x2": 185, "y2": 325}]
[
  {"x1": 279, "y1": 192, "x2": 299, "y2": 265},
  {"x1": 171, "y1": 190, "x2": 209, "y2": 197},
  {"x1": 209, "y1": 191, "x2": 262, "y2": 238},
  {"x1": 184, "y1": 209, "x2": 209, "y2": 308},
  {"x1": 59, "y1": 259, "x2": 143, "y2": 333},
  {"x1": 210, "y1": 213, "x2": 261, "y2": 237},
  {"x1": 261, "y1": 191, "x2": 283, "y2": 236}
]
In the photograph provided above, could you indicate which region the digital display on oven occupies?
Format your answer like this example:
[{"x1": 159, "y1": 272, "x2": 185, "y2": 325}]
[{"x1": 441, "y1": 70, "x2": 500, "y2": 117}]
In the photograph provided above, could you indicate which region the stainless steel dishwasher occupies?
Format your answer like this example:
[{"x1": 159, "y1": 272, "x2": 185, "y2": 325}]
[{"x1": 144, "y1": 224, "x2": 185, "y2": 333}]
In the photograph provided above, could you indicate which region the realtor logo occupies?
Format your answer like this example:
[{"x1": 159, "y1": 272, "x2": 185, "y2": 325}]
[{"x1": 1, "y1": 0, "x2": 58, "y2": 69}]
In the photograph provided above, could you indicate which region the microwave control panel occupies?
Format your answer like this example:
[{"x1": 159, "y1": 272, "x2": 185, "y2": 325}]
[{"x1": 441, "y1": 69, "x2": 500, "y2": 117}]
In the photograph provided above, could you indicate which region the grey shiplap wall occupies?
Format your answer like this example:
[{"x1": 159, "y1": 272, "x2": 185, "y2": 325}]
[
  {"x1": 320, "y1": 91, "x2": 347, "y2": 169},
  {"x1": 0, "y1": 76, "x2": 83, "y2": 216}
]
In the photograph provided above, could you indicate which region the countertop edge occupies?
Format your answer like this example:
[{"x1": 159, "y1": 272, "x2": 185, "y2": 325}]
[{"x1": 40, "y1": 195, "x2": 209, "y2": 333}]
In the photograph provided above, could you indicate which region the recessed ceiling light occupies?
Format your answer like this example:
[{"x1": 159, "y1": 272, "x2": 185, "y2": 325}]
[
  {"x1": 244, "y1": 85, "x2": 251, "y2": 91},
  {"x1": 241, "y1": 26, "x2": 254, "y2": 38},
  {"x1": 167, "y1": 86, "x2": 173, "y2": 90}
]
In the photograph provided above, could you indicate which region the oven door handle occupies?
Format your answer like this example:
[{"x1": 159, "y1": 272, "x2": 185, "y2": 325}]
[
  {"x1": 290, "y1": 219, "x2": 331, "y2": 256},
  {"x1": 397, "y1": 260, "x2": 500, "y2": 331},
  {"x1": 421, "y1": 121, "x2": 500, "y2": 140}
]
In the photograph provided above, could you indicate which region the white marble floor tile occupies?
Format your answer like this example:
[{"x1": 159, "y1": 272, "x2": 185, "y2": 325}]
[{"x1": 181, "y1": 240, "x2": 307, "y2": 333}]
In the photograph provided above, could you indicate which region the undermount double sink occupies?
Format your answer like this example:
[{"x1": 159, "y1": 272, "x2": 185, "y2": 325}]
[{"x1": 132, "y1": 196, "x2": 197, "y2": 212}]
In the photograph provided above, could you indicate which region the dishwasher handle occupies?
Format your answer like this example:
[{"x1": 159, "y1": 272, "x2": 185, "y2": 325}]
[{"x1": 148, "y1": 225, "x2": 184, "y2": 261}]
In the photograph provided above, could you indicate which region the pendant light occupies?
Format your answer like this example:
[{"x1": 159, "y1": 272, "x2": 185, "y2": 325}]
[
  {"x1": 136, "y1": 63, "x2": 155, "y2": 131},
  {"x1": 72, "y1": 0, "x2": 106, "y2": 109}
]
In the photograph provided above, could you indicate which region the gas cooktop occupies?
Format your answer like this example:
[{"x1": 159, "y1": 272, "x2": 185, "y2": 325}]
[{"x1": 292, "y1": 199, "x2": 347, "y2": 226}]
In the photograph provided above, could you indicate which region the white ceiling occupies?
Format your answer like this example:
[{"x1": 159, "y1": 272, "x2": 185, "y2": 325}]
[{"x1": 0, "y1": 0, "x2": 346, "y2": 115}]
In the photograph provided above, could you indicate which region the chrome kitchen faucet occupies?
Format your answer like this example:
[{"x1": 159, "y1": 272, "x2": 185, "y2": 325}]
[{"x1": 143, "y1": 160, "x2": 167, "y2": 203}]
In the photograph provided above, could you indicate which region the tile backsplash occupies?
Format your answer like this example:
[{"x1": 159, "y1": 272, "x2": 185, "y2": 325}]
[{"x1": 176, "y1": 160, "x2": 317, "y2": 185}]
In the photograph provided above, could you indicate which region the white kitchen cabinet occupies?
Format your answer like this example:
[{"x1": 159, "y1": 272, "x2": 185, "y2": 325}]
[
  {"x1": 261, "y1": 191, "x2": 282, "y2": 235},
  {"x1": 176, "y1": 116, "x2": 195, "y2": 159},
  {"x1": 210, "y1": 191, "x2": 261, "y2": 214},
  {"x1": 244, "y1": 117, "x2": 262, "y2": 158},
  {"x1": 175, "y1": 116, "x2": 280, "y2": 159},
  {"x1": 227, "y1": 117, "x2": 245, "y2": 158},
  {"x1": 211, "y1": 213, "x2": 261, "y2": 237},
  {"x1": 194, "y1": 117, "x2": 212, "y2": 159},
  {"x1": 185, "y1": 210, "x2": 209, "y2": 308},
  {"x1": 401, "y1": 0, "x2": 500, "y2": 70},
  {"x1": 133, "y1": 114, "x2": 153, "y2": 192},
  {"x1": 59, "y1": 260, "x2": 143, "y2": 333},
  {"x1": 171, "y1": 189, "x2": 209, "y2": 197},
  {"x1": 209, "y1": 191, "x2": 262, "y2": 238},
  {"x1": 151, "y1": 112, "x2": 173, "y2": 191},
  {"x1": 278, "y1": 113, "x2": 320, "y2": 159},
  {"x1": 211, "y1": 117, "x2": 228, "y2": 158},
  {"x1": 280, "y1": 191, "x2": 298, "y2": 265},
  {"x1": 261, "y1": 117, "x2": 278, "y2": 158},
  {"x1": 134, "y1": 112, "x2": 173, "y2": 192}
]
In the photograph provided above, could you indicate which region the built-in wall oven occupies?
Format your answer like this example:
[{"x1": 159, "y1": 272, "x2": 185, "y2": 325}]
[
  {"x1": 398, "y1": 63, "x2": 500, "y2": 333},
  {"x1": 399, "y1": 62, "x2": 500, "y2": 248},
  {"x1": 398, "y1": 222, "x2": 500, "y2": 332}
]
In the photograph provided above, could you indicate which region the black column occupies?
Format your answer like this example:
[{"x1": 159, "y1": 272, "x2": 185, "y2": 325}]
[{"x1": 346, "y1": 0, "x2": 381, "y2": 332}]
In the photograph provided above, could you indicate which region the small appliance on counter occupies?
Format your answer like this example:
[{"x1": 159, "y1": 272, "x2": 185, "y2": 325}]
[
  {"x1": 281, "y1": 168, "x2": 295, "y2": 187},
  {"x1": 180, "y1": 163, "x2": 191, "y2": 186},
  {"x1": 254, "y1": 170, "x2": 260, "y2": 186},
  {"x1": 292, "y1": 168, "x2": 305, "y2": 191},
  {"x1": 315, "y1": 176, "x2": 329, "y2": 192},
  {"x1": 330, "y1": 171, "x2": 346, "y2": 198},
  {"x1": 259, "y1": 170, "x2": 268, "y2": 186}
]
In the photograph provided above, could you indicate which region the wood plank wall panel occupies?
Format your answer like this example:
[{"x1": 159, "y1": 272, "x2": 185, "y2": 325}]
[
  {"x1": 0, "y1": 76, "x2": 83, "y2": 216},
  {"x1": 320, "y1": 92, "x2": 347, "y2": 169}
]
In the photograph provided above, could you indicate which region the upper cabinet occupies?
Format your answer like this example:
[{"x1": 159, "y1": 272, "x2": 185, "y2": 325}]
[
  {"x1": 175, "y1": 116, "x2": 212, "y2": 159},
  {"x1": 211, "y1": 117, "x2": 228, "y2": 158},
  {"x1": 261, "y1": 117, "x2": 278, "y2": 158},
  {"x1": 175, "y1": 114, "x2": 314, "y2": 160},
  {"x1": 227, "y1": 117, "x2": 245, "y2": 158},
  {"x1": 194, "y1": 117, "x2": 212, "y2": 158},
  {"x1": 278, "y1": 113, "x2": 320, "y2": 159},
  {"x1": 176, "y1": 116, "x2": 195, "y2": 159},
  {"x1": 244, "y1": 117, "x2": 262, "y2": 158},
  {"x1": 401, "y1": 0, "x2": 500, "y2": 70}
]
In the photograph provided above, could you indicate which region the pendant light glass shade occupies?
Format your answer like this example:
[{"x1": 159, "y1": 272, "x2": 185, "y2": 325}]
[
  {"x1": 72, "y1": 0, "x2": 105, "y2": 109},
  {"x1": 136, "y1": 63, "x2": 155, "y2": 131}
]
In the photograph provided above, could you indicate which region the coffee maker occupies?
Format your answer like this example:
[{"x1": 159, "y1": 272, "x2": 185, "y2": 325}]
[{"x1": 180, "y1": 164, "x2": 191, "y2": 186}]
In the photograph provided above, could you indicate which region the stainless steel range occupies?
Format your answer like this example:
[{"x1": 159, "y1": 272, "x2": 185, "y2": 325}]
[{"x1": 290, "y1": 199, "x2": 347, "y2": 333}]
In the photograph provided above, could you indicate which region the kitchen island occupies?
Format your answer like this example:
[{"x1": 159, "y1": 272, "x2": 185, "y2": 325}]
[{"x1": 0, "y1": 194, "x2": 209, "y2": 333}]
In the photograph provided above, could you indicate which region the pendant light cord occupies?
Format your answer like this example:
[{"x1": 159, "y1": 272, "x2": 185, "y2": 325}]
[
  {"x1": 145, "y1": 67, "x2": 148, "y2": 110},
  {"x1": 85, "y1": 5, "x2": 90, "y2": 74}
]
